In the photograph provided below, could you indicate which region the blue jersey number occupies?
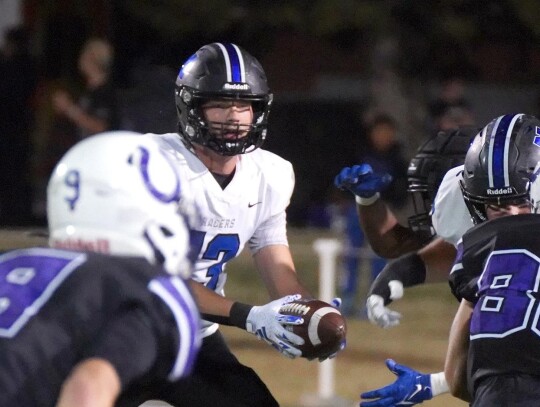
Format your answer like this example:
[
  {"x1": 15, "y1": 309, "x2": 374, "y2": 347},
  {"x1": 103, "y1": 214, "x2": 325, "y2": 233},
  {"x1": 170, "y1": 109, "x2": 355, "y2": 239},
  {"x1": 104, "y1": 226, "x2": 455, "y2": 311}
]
[
  {"x1": 470, "y1": 250, "x2": 540, "y2": 339},
  {"x1": 191, "y1": 231, "x2": 240, "y2": 290},
  {"x1": 0, "y1": 250, "x2": 85, "y2": 338}
]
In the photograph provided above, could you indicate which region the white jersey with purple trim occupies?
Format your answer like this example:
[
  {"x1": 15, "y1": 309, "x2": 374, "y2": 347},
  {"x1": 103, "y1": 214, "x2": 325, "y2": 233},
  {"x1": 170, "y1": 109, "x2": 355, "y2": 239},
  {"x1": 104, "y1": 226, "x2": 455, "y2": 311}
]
[
  {"x1": 148, "y1": 133, "x2": 294, "y2": 337},
  {"x1": 431, "y1": 165, "x2": 474, "y2": 246}
]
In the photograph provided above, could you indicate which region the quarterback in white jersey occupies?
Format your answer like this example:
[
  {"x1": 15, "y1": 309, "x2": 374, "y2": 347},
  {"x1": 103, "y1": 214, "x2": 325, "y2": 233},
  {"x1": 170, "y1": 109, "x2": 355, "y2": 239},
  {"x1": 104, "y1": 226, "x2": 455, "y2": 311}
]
[
  {"x1": 151, "y1": 132, "x2": 294, "y2": 337},
  {"x1": 143, "y1": 43, "x2": 343, "y2": 407}
]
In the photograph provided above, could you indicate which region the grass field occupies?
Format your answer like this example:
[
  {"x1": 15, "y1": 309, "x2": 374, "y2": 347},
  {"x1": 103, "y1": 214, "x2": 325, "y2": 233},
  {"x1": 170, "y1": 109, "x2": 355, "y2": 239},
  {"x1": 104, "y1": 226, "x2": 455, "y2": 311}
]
[{"x1": 0, "y1": 227, "x2": 468, "y2": 407}]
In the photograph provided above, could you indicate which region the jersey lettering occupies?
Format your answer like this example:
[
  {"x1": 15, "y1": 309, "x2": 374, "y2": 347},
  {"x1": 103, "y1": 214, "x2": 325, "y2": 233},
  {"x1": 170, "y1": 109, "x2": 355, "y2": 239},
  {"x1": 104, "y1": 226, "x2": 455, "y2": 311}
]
[
  {"x1": 0, "y1": 249, "x2": 86, "y2": 338},
  {"x1": 470, "y1": 249, "x2": 540, "y2": 339}
]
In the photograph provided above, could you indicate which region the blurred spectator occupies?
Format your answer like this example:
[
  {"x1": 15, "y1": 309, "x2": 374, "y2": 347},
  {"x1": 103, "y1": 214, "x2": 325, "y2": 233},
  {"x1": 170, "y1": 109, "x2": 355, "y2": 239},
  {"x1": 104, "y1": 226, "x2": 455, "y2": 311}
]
[
  {"x1": 0, "y1": 26, "x2": 38, "y2": 226},
  {"x1": 428, "y1": 75, "x2": 475, "y2": 131},
  {"x1": 52, "y1": 37, "x2": 119, "y2": 140},
  {"x1": 359, "y1": 113, "x2": 409, "y2": 209}
]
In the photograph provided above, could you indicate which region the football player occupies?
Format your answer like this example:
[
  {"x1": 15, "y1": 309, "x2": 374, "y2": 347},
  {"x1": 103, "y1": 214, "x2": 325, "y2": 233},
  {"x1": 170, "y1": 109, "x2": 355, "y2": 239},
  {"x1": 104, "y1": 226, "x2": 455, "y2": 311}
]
[
  {"x1": 335, "y1": 126, "x2": 476, "y2": 327},
  {"x1": 0, "y1": 132, "x2": 201, "y2": 407},
  {"x1": 444, "y1": 160, "x2": 540, "y2": 405},
  {"x1": 360, "y1": 113, "x2": 540, "y2": 406},
  {"x1": 147, "y1": 42, "x2": 342, "y2": 407}
]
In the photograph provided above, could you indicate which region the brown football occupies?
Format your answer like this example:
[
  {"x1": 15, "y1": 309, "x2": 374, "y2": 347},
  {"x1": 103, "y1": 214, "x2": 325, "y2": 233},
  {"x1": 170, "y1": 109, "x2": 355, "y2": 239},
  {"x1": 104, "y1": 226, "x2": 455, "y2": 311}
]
[{"x1": 280, "y1": 298, "x2": 347, "y2": 359}]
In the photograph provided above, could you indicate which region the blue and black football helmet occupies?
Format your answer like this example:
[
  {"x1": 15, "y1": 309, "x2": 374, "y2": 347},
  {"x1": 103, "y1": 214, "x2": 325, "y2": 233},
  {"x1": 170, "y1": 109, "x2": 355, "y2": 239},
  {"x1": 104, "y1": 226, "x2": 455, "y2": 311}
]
[
  {"x1": 407, "y1": 126, "x2": 477, "y2": 236},
  {"x1": 461, "y1": 113, "x2": 540, "y2": 224},
  {"x1": 175, "y1": 42, "x2": 273, "y2": 156}
]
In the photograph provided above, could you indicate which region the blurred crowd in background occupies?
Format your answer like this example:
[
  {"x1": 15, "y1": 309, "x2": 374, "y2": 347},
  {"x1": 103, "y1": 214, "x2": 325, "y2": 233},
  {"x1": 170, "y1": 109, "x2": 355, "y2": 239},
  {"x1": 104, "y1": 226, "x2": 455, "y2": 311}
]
[{"x1": 0, "y1": 0, "x2": 539, "y2": 231}]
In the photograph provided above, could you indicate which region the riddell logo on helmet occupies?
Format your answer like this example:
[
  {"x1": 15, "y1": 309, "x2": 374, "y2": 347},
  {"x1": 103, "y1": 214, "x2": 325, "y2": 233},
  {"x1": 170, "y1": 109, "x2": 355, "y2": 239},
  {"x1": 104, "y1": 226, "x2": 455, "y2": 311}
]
[
  {"x1": 223, "y1": 83, "x2": 250, "y2": 90},
  {"x1": 52, "y1": 238, "x2": 110, "y2": 253},
  {"x1": 486, "y1": 187, "x2": 513, "y2": 195}
]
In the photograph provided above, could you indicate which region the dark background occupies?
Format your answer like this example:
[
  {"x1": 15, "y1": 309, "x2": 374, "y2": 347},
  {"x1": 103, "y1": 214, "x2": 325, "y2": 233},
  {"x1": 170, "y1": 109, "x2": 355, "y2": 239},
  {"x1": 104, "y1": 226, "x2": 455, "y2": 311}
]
[{"x1": 3, "y1": 0, "x2": 540, "y2": 226}]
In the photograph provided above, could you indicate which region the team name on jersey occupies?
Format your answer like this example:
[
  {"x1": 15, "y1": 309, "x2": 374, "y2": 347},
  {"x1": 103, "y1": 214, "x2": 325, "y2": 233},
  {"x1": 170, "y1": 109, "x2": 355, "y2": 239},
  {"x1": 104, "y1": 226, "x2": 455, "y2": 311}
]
[
  {"x1": 486, "y1": 187, "x2": 513, "y2": 195},
  {"x1": 200, "y1": 217, "x2": 236, "y2": 229}
]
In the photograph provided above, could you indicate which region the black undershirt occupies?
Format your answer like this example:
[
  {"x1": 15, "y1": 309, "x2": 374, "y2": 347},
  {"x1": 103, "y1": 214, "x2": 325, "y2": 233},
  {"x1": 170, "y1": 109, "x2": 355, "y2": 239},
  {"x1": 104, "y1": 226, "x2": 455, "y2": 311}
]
[{"x1": 211, "y1": 170, "x2": 235, "y2": 189}]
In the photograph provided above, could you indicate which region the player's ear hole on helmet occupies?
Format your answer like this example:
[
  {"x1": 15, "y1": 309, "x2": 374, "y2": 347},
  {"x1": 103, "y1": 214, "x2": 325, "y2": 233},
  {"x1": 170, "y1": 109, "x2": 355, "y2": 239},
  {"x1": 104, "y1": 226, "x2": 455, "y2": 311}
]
[{"x1": 160, "y1": 226, "x2": 173, "y2": 237}]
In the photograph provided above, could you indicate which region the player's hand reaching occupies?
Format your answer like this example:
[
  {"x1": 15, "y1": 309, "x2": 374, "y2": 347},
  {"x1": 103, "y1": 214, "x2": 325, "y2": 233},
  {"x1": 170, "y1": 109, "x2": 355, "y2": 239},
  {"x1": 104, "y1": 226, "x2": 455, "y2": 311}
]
[
  {"x1": 366, "y1": 294, "x2": 402, "y2": 329},
  {"x1": 246, "y1": 294, "x2": 305, "y2": 359},
  {"x1": 334, "y1": 164, "x2": 392, "y2": 202},
  {"x1": 366, "y1": 253, "x2": 426, "y2": 328},
  {"x1": 360, "y1": 359, "x2": 433, "y2": 406}
]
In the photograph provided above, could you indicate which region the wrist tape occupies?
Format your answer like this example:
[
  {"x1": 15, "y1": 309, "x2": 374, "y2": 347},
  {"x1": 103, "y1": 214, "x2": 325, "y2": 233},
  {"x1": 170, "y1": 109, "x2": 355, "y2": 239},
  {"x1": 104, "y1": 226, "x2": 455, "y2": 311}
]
[
  {"x1": 355, "y1": 192, "x2": 380, "y2": 206},
  {"x1": 368, "y1": 251, "x2": 426, "y2": 305},
  {"x1": 201, "y1": 302, "x2": 253, "y2": 329}
]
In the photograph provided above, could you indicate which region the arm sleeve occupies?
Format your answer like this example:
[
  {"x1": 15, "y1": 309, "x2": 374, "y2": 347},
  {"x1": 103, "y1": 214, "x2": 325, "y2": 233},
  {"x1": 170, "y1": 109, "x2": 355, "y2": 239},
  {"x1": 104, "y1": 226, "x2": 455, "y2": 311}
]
[
  {"x1": 248, "y1": 211, "x2": 288, "y2": 253},
  {"x1": 248, "y1": 157, "x2": 294, "y2": 253},
  {"x1": 448, "y1": 238, "x2": 483, "y2": 303}
]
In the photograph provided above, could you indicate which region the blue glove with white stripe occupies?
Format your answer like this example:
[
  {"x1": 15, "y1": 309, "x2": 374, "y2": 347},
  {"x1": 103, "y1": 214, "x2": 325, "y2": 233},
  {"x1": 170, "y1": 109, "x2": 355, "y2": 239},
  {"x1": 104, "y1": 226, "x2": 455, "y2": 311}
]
[
  {"x1": 360, "y1": 359, "x2": 433, "y2": 406},
  {"x1": 334, "y1": 164, "x2": 393, "y2": 200}
]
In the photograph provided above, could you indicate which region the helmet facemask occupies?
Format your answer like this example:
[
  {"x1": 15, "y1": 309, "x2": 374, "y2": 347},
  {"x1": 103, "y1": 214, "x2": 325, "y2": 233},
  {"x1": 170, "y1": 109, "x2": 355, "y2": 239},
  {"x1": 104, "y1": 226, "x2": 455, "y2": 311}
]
[
  {"x1": 407, "y1": 181, "x2": 435, "y2": 236},
  {"x1": 176, "y1": 87, "x2": 271, "y2": 156},
  {"x1": 405, "y1": 126, "x2": 476, "y2": 237}
]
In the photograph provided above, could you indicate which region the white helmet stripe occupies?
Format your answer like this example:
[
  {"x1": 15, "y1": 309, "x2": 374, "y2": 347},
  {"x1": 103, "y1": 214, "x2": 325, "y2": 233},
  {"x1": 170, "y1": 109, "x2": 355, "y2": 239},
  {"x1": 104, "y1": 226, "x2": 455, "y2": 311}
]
[
  {"x1": 231, "y1": 43, "x2": 246, "y2": 82},
  {"x1": 216, "y1": 43, "x2": 232, "y2": 82},
  {"x1": 503, "y1": 114, "x2": 523, "y2": 186},
  {"x1": 487, "y1": 114, "x2": 523, "y2": 188},
  {"x1": 487, "y1": 115, "x2": 504, "y2": 188}
]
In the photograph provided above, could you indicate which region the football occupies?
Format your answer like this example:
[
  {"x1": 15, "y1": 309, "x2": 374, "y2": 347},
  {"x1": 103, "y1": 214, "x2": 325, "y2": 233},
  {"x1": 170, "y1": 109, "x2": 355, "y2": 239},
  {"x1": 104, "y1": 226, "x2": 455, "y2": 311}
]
[{"x1": 280, "y1": 298, "x2": 346, "y2": 359}]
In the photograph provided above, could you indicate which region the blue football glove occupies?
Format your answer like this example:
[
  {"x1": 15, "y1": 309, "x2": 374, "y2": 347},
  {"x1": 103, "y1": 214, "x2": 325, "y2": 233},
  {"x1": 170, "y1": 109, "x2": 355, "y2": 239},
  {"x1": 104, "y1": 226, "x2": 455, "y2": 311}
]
[
  {"x1": 331, "y1": 297, "x2": 342, "y2": 308},
  {"x1": 334, "y1": 164, "x2": 393, "y2": 199},
  {"x1": 360, "y1": 359, "x2": 433, "y2": 406}
]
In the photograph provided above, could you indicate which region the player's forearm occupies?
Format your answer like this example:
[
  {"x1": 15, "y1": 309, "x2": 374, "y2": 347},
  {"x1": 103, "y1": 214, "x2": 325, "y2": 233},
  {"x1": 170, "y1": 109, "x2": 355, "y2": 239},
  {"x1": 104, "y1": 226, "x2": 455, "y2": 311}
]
[
  {"x1": 254, "y1": 244, "x2": 313, "y2": 299},
  {"x1": 357, "y1": 200, "x2": 424, "y2": 258},
  {"x1": 444, "y1": 300, "x2": 473, "y2": 402},
  {"x1": 56, "y1": 358, "x2": 120, "y2": 407},
  {"x1": 189, "y1": 280, "x2": 235, "y2": 316},
  {"x1": 419, "y1": 237, "x2": 457, "y2": 283}
]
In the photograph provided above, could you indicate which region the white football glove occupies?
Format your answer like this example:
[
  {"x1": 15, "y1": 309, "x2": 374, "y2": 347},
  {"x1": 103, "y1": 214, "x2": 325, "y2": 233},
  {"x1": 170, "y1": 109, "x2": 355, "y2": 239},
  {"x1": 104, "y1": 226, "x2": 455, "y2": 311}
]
[
  {"x1": 246, "y1": 294, "x2": 305, "y2": 358},
  {"x1": 366, "y1": 280, "x2": 404, "y2": 329}
]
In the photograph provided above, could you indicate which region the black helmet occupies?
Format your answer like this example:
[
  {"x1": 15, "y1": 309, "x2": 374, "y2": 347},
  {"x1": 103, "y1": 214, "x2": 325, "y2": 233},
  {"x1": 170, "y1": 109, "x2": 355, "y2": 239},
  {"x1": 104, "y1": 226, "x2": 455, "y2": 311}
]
[
  {"x1": 407, "y1": 126, "x2": 477, "y2": 235},
  {"x1": 175, "y1": 42, "x2": 273, "y2": 156},
  {"x1": 461, "y1": 113, "x2": 540, "y2": 224}
]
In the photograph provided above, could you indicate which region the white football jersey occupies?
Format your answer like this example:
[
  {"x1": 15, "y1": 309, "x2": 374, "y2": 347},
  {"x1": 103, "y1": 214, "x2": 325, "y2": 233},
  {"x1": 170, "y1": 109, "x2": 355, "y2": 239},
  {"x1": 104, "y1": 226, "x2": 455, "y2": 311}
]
[
  {"x1": 149, "y1": 133, "x2": 294, "y2": 337},
  {"x1": 431, "y1": 165, "x2": 474, "y2": 246}
]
